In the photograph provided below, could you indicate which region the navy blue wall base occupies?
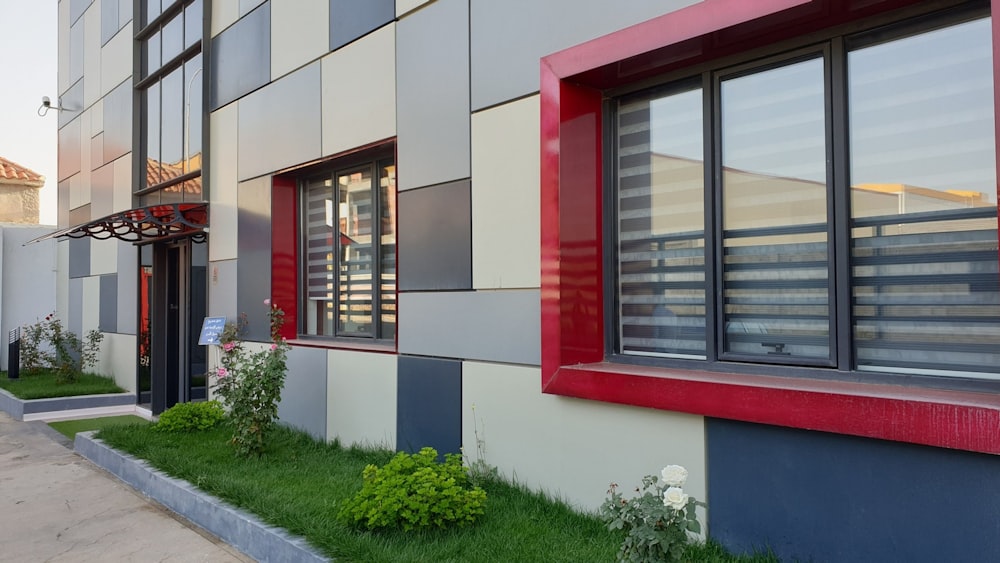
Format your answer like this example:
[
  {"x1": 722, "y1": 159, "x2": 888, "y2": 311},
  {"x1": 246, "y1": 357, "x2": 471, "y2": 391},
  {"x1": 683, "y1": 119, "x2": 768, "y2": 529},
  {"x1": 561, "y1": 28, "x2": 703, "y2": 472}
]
[
  {"x1": 707, "y1": 418, "x2": 1000, "y2": 562},
  {"x1": 396, "y1": 355, "x2": 461, "y2": 459}
]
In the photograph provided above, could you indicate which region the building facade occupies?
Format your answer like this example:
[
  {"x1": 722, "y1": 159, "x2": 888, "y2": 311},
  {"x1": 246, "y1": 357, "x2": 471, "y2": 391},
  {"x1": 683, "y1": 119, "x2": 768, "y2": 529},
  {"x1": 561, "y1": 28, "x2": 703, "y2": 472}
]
[{"x1": 54, "y1": 0, "x2": 1000, "y2": 560}]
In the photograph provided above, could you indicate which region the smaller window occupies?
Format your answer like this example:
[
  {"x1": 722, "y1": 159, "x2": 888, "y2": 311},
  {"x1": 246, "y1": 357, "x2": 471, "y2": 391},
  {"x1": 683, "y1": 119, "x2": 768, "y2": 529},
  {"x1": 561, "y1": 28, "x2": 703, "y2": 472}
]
[{"x1": 301, "y1": 148, "x2": 396, "y2": 341}]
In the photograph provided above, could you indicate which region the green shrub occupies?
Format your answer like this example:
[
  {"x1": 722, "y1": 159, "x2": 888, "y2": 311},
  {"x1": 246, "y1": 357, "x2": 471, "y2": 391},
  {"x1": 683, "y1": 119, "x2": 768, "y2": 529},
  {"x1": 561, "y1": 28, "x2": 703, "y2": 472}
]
[
  {"x1": 338, "y1": 447, "x2": 487, "y2": 531},
  {"x1": 154, "y1": 400, "x2": 226, "y2": 432}
]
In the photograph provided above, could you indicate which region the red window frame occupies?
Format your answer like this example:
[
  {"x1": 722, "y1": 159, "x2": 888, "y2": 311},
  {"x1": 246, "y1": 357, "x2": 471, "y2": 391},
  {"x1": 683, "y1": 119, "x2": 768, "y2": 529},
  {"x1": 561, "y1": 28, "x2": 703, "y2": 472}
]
[{"x1": 540, "y1": 0, "x2": 1000, "y2": 454}]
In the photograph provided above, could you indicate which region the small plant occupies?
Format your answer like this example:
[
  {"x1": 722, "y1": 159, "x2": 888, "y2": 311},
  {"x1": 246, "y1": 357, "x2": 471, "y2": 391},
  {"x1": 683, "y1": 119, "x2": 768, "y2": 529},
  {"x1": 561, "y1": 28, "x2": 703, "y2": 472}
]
[
  {"x1": 338, "y1": 446, "x2": 487, "y2": 531},
  {"x1": 154, "y1": 400, "x2": 226, "y2": 432},
  {"x1": 211, "y1": 300, "x2": 289, "y2": 457},
  {"x1": 601, "y1": 464, "x2": 703, "y2": 563},
  {"x1": 19, "y1": 314, "x2": 104, "y2": 383},
  {"x1": 19, "y1": 317, "x2": 47, "y2": 374}
]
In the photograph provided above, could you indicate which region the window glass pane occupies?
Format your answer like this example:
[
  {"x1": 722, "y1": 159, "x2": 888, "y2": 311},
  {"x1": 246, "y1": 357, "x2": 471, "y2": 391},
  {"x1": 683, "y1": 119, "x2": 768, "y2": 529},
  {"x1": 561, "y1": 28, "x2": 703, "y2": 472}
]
[
  {"x1": 849, "y1": 17, "x2": 1000, "y2": 377},
  {"x1": 184, "y1": 55, "x2": 203, "y2": 174},
  {"x1": 185, "y1": 0, "x2": 203, "y2": 49},
  {"x1": 617, "y1": 87, "x2": 706, "y2": 358},
  {"x1": 304, "y1": 177, "x2": 336, "y2": 336},
  {"x1": 183, "y1": 177, "x2": 202, "y2": 202},
  {"x1": 721, "y1": 57, "x2": 831, "y2": 361},
  {"x1": 145, "y1": 0, "x2": 161, "y2": 27},
  {"x1": 160, "y1": 181, "x2": 184, "y2": 204},
  {"x1": 144, "y1": 83, "x2": 161, "y2": 189},
  {"x1": 145, "y1": 30, "x2": 161, "y2": 77},
  {"x1": 161, "y1": 66, "x2": 184, "y2": 182},
  {"x1": 338, "y1": 168, "x2": 374, "y2": 336},
  {"x1": 162, "y1": 13, "x2": 184, "y2": 63},
  {"x1": 379, "y1": 163, "x2": 397, "y2": 340}
]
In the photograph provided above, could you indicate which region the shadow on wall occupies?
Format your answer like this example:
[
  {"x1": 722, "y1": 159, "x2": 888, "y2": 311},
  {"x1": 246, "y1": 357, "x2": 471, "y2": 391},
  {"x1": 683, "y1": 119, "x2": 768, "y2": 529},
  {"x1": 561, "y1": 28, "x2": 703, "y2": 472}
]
[{"x1": 0, "y1": 225, "x2": 58, "y2": 371}]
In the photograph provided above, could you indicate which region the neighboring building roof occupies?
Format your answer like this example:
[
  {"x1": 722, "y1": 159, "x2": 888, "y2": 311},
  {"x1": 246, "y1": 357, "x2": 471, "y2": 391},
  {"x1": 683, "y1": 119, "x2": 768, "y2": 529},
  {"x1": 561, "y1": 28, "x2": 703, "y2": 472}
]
[{"x1": 0, "y1": 156, "x2": 44, "y2": 187}]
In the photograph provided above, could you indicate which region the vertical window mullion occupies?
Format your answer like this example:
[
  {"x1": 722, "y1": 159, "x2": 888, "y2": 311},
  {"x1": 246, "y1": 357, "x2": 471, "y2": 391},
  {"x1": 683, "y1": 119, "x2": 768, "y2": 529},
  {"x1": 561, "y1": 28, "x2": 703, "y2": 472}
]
[
  {"x1": 830, "y1": 37, "x2": 853, "y2": 371},
  {"x1": 704, "y1": 71, "x2": 719, "y2": 362},
  {"x1": 370, "y1": 162, "x2": 381, "y2": 339}
]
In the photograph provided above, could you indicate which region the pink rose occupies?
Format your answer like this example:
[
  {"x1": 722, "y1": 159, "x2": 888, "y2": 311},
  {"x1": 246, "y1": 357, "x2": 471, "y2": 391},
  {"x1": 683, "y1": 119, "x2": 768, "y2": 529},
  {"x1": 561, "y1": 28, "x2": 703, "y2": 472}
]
[
  {"x1": 264, "y1": 298, "x2": 271, "y2": 306},
  {"x1": 223, "y1": 342, "x2": 235, "y2": 352},
  {"x1": 270, "y1": 344, "x2": 277, "y2": 351},
  {"x1": 217, "y1": 367, "x2": 228, "y2": 378}
]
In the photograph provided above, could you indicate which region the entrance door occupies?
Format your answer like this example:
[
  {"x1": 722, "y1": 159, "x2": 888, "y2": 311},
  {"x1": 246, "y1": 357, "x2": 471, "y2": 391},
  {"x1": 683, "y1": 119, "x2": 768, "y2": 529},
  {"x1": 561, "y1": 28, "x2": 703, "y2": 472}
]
[{"x1": 140, "y1": 237, "x2": 207, "y2": 414}]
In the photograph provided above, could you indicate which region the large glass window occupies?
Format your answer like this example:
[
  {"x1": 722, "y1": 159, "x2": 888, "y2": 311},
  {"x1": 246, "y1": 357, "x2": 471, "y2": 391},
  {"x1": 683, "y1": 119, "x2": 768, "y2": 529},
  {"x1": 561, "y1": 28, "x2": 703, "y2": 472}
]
[
  {"x1": 303, "y1": 152, "x2": 396, "y2": 341},
  {"x1": 614, "y1": 11, "x2": 999, "y2": 379}
]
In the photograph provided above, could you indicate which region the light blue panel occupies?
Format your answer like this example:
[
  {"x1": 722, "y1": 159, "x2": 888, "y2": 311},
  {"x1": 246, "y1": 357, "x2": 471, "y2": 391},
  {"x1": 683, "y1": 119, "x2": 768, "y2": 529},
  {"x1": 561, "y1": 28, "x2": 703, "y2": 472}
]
[
  {"x1": 210, "y1": 2, "x2": 270, "y2": 109},
  {"x1": 277, "y1": 345, "x2": 328, "y2": 440},
  {"x1": 398, "y1": 289, "x2": 540, "y2": 365},
  {"x1": 102, "y1": 80, "x2": 132, "y2": 163},
  {"x1": 117, "y1": 242, "x2": 137, "y2": 334},
  {"x1": 395, "y1": 0, "x2": 469, "y2": 190},
  {"x1": 101, "y1": 0, "x2": 119, "y2": 45},
  {"x1": 240, "y1": 0, "x2": 267, "y2": 17},
  {"x1": 68, "y1": 236, "x2": 91, "y2": 279},
  {"x1": 236, "y1": 179, "x2": 271, "y2": 342},
  {"x1": 208, "y1": 259, "x2": 238, "y2": 319},
  {"x1": 99, "y1": 274, "x2": 118, "y2": 332},
  {"x1": 70, "y1": 0, "x2": 92, "y2": 25},
  {"x1": 237, "y1": 62, "x2": 322, "y2": 180},
  {"x1": 69, "y1": 277, "x2": 84, "y2": 340},
  {"x1": 470, "y1": 0, "x2": 700, "y2": 110}
]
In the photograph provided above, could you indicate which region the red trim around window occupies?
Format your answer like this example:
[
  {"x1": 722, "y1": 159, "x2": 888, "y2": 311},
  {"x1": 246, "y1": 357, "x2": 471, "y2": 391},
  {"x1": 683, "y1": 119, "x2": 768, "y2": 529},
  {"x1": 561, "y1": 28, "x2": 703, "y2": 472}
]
[
  {"x1": 271, "y1": 175, "x2": 299, "y2": 341},
  {"x1": 540, "y1": 0, "x2": 1000, "y2": 454}
]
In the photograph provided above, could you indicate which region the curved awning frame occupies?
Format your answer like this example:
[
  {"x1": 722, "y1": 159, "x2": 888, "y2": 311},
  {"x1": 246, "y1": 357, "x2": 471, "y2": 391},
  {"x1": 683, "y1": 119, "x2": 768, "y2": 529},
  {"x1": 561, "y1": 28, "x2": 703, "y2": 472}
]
[{"x1": 27, "y1": 202, "x2": 208, "y2": 245}]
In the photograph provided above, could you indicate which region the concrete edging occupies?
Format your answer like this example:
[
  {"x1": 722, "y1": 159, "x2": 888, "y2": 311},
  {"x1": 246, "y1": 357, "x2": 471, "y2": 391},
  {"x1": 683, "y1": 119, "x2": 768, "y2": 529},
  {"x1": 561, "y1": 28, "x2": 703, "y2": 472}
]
[
  {"x1": 74, "y1": 431, "x2": 329, "y2": 563},
  {"x1": 0, "y1": 387, "x2": 135, "y2": 421}
]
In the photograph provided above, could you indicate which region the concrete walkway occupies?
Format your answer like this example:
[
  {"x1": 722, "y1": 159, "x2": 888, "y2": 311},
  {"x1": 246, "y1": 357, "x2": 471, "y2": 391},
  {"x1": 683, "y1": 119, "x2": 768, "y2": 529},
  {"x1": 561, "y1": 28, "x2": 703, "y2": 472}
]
[{"x1": 0, "y1": 411, "x2": 253, "y2": 562}]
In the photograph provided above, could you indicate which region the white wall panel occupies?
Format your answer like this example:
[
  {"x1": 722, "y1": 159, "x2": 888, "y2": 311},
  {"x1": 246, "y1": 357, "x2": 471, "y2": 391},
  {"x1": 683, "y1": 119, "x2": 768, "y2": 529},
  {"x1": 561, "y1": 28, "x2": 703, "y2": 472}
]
[
  {"x1": 100, "y1": 332, "x2": 136, "y2": 390},
  {"x1": 211, "y1": 0, "x2": 240, "y2": 37},
  {"x1": 271, "y1": 0, "x2": 329, "y2": 80},
  {"x1": 320, "y1": 24, "x2": 396, "y2": 156},
  {"x1": 82, "y1": 275, "x2": 100, "y2": 334},
  {"x1": 209, "y1": 103, "x2": 238, "y2": 261},
  {"x1": 90, "y1": 238, "x2": 117, "y2": 276},
  {"x1": 462, "y1": 362, "x2": 707, "y2": 512},
  {"x1": 83, "y1": 3, "x2": 102, "y2": 108},
  {"x1": 112, "y1": 153, "x2": 131, "y2": 213},
  {"x1": 68, "y1": 173, "x2": 90, "y2": 210},
  {"x1": 471, "y1": 95, "x2": 540, "y2": 289},
  {"x1": 396, "y1": 0, "x2": 430, "y2": 17},
  {"x1": 326, "y1": 350, "x2": 397, "y2": 449},
  {"x1": 100, "y1": 21, "x2": 131, "y2": 97}
]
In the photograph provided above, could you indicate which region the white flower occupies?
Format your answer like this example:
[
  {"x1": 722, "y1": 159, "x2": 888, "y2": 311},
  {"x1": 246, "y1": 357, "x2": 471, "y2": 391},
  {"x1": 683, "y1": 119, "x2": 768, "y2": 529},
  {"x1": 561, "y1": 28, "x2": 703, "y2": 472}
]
[
  {"x1": 663, "y1": 486, "x2": 689, "y2": 510},
  {"x1": 660, "y1": 465, "x2": 688, "y2": 487}
]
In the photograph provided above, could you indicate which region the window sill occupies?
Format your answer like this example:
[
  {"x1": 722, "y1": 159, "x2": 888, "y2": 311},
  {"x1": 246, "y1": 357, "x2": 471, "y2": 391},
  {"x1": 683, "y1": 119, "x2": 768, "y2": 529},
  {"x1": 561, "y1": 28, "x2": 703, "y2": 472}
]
[
  {"x1": 542, "y1": 362, "x2": 1000, "y2": 454},
  {"x1": 286, "y1": 338, "x2": 397, "y2": 355}
]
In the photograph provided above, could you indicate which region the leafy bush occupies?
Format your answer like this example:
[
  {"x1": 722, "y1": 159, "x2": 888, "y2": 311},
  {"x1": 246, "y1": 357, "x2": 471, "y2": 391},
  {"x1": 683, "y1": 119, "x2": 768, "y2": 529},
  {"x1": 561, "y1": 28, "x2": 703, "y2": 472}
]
[
  {"x1": 19, "y1": 314, "x2": 104, "y2": 383},
  {"x1": 154, "y1": 400, "x2": 226, "y2": 433},
  {"x1": 338, "y1": 447, "x2": 487, "y2": 531}
]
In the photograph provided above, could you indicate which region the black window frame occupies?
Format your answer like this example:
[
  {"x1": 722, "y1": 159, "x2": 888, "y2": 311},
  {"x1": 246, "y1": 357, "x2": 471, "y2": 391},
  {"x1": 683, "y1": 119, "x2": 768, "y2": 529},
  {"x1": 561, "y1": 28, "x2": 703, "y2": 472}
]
[{"x1": 605, "y1": 2, "x2": 1000, "y2": 393}]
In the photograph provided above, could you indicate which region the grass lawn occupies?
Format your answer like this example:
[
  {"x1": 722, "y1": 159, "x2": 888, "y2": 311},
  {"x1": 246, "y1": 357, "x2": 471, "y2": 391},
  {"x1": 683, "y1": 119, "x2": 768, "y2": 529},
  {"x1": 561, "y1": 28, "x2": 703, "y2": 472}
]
[
  {"x1": 98, "y1": 421, "x2": 776, "y2": 563},
  {"x1": 0, "y1": 369, "x2": 125, "y2": 400},
  {"x1": 48, "y1": 415, "x2": 148, "y2": 439}
]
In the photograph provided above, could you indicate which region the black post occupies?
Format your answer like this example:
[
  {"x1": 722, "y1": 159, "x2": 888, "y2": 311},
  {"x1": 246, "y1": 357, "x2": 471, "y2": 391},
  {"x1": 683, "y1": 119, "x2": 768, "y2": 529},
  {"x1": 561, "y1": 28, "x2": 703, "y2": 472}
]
[{"x1": 8, "y1": 328, "x2": 20, "y2": 380}]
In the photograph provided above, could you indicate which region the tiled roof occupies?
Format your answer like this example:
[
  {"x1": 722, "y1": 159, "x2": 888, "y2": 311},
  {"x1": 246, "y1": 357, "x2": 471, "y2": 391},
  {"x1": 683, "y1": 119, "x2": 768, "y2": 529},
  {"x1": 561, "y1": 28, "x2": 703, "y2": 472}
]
[{"x1": 0, "y1": 156, "x2": 44, "y2": 187}]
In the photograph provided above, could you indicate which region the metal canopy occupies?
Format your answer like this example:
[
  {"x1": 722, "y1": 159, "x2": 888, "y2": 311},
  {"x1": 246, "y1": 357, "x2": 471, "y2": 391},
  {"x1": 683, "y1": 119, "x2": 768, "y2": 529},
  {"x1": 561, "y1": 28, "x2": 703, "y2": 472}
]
[{"x1": 27, "y1": 202, "x2": 208, "y2": 245}]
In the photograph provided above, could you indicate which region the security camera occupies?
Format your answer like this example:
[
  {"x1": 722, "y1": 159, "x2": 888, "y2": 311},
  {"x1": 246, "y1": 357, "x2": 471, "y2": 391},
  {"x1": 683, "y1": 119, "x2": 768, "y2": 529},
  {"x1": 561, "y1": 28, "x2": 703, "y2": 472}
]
[{"x1": 41, "y1": 96, "x2": 52, "y2": 108}]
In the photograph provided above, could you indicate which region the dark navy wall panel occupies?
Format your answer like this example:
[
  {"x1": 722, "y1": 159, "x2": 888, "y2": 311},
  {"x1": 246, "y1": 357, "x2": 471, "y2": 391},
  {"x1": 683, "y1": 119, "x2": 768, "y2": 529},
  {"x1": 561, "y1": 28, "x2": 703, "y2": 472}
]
[
  {"x1": 397, "y1": 180, "x2": 472, "y2": 291},
  {"x1": 329, "y1": 0, "x2": 394, "y2": 51},
  {"x1": 68, "y1": 236, "x2": 91, "y2": 279},
  {"x1": 396, "y1": 355, "x2": 462, "y2": 458},
  {"x1": 210, "y1": 2, "x2": 270, "y2": 110},
  {"x1": 99, "y1": 274, "x2": 118, "y2": 332},
  {"x1": 707, "y1": 418, "x2": 1000, "y2": 562},
  {"x1": 236, "y1": 178, "x2": 272, "y2": 342}
]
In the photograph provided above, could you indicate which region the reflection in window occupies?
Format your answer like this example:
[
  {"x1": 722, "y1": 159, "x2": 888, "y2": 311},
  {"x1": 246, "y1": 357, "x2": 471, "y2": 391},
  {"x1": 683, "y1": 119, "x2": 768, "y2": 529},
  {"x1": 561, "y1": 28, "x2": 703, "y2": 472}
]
[{"x1": 849, "y1": 17, "x2": 999, "y2": 376}]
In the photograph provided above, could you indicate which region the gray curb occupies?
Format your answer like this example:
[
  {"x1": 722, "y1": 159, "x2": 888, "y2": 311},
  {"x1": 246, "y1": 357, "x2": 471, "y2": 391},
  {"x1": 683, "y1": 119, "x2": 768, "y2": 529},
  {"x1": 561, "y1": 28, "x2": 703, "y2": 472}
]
[
  {"x1": 75, "y1": 431, "x2": 329, "y2": 563},
  {"x1": 0, "y1": 387, "x2": 135, "y2": 420}
]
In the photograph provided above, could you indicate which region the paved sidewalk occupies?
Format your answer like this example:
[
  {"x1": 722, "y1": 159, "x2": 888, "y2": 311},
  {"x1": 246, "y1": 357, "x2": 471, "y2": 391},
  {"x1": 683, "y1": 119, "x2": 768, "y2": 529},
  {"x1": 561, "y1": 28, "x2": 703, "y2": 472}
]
[{"x1": 0, "y1": 411, "x2": 253, "y2": 562}]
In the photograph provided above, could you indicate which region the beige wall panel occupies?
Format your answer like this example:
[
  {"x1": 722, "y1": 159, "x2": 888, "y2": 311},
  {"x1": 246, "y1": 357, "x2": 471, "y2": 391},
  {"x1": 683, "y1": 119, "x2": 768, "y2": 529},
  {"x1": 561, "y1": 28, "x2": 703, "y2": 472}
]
[
  {"x1": 211, "y1": 0, "x2": 240, "y2": 37},
  {"x1": 271, "y1": 0, "x2": 329, "y2": 80},
  {"x1": 396, "y1": 0, "x2": 431, "y2": 17},
  {"x1": 320, "y1": 25, "x2": 396, "y2": 156},
  {"x1": 101, "y1": 22, "x2": 132, "y2": 97},
  {"x1": 59, "y1": 0, "x2": 70, "y2": 93},
  {"x1": 209, "y1": 103, "x2": 239, "y2": 261},
  {"x1": 83, "y1": 3, "x2": 102, "y2": 108},
  {"x1": 100, "y1": 332, "x2": 136, "y2": 390},
  {"x1": 112, "y1": 153, "x2": 132, "y2": 213},
  {"x1": 57, "y1": 241, "x2": 69, "y2": 321},
  {"x1": 68, "y1": 173, "x2": 90, "y2": 211},
  {"x1": 471, "y1": 96, "x2": 540, "y2": 289},
  {"x1": 82, "y1": 275, "x2": 100, "y2": 334},
  {"x1": 326, "y1": 350, "x2": 397, "y2": 449},
  {"x1": 90, "y1": 239, "x2": 118, "y2": 276},
  {"x1": 462, "y1": 362, "x2": 707, "y2": 512}
]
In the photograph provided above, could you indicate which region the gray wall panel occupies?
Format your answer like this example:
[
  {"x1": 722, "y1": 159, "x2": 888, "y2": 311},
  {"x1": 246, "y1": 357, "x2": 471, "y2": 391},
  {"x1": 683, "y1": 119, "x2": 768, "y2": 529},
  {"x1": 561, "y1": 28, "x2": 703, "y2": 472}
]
[
  {"x1": 102, "y1": 80, "x2": 132, "y2": 163},
  {"x1": 99, "y1": 273, "x2": 118, "y2": 332},
  {"x1": 68, "y1": 17, "x2": 84, "y2": 84},
  {"x1": 58, "y1": 79, "x2": 84, "y2": 130},
  {"x1": 330, "y1": 0, "x2": 394, "y2": 51},
  {"x1": 68, "y1": 236, "x2": 91, "y2": 279},
  {"x1": 58, "y1": 181, "x2": 69, "y2": 228},
  {"x1": 237, "y1": 62, "x2": 322, "y2": 180},
  {"x1": 208, "y1": 259, "x2": 239, "y2": 320},
  {"x1": 101, "y1": 0, "x2": 119, "y2": 45},
  {"x1": 91, "y1": 163, "x2": 114, "y2": 218},
  {"x1": 396, "y1": 355, "x2": 461, "y2": 457},
  {"x1": 118, "y1": 0, "x2": 132, "y2": 27},
  {"x1": 117, "y1": 242, "x2": 137, "y2": 334},
  {"x1": 210, "y1": 2, "x2": 270, "y2": 110},
  {"x1": 278, "y1": 345, "x2": 328, "y2": 440},
  {"x1": 470, "y1": 0, "x2": 700, "y2": 110},
  {"x1": 58, "y1": 117, "x2": 82, "y2": 181},
  {"x1": 398, "y1": 289, "x2": 540, "y2": 365},
  {"x1": 396, "y1": 0, "x2": 469, "y2": 191},
  {"x1": 240, "y1": 0, "x2": 267, "y2": 17},
  {"x1": 236, "y1": 178, "x2": 271, "y2": 342},
  {"x1": 70, "y1": 0, "x2": 92, "y2": 25},
  {"x1": 69, "y1": 277, "x2": 83, "y2": 340},
  {"x1": 397, "y1": 180, "x2": 471, "y2": 290}
]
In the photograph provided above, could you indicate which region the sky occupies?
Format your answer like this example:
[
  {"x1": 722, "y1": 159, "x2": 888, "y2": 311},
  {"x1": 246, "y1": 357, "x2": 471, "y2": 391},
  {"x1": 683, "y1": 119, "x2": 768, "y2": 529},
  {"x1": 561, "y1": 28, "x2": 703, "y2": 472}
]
[{"x1": 0, "y1": 0, "x2": 58, "y2": 225}]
